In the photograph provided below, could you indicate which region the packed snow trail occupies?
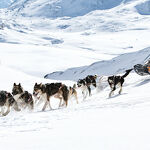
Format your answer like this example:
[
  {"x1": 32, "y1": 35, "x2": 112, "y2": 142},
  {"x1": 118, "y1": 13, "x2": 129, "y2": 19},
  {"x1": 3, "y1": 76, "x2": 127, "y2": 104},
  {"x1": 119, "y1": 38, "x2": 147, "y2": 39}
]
[{"x1": 0, "y1": 69, "x2": 150, "y2": 150}]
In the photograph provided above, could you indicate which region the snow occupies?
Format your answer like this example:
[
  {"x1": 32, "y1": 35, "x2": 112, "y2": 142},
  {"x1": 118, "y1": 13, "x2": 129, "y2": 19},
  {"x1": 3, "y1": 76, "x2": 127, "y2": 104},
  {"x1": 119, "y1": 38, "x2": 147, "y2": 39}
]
[
  {"x1": 136, "y1": 0, "x2": 150, "y2": 15},
  {"x1": 7, "y1": 0, "x2": 129, "y2": 18},
  {"x1": 0, "y1": 0, "x2": 150, "y2": 150},
  {"x1": 0, "y1": 0, "x2": 14, "y2": 8}
]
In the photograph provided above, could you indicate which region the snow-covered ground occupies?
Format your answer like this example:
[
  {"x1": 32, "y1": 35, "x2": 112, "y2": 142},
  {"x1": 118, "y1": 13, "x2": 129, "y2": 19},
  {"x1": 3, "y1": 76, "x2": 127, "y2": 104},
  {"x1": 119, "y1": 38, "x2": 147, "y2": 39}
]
[{"x1": 0, "y1": 0, "x2": 150, "y2": 149}]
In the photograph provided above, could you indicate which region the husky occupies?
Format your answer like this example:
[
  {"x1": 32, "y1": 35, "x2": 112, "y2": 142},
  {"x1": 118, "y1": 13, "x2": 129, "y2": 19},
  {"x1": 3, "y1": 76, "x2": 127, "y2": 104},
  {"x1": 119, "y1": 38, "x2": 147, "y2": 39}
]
[
  {"x1": 108, "y1": 69, "x2": 133, "y2": 97},
  {"x1": 77, "y1": 75, "x2": 97, "y2": 100},
  {"x1": 96, "y1": 75, "x2": 109, "y2": 92},
  {"x1": 68, "y1": 84, "x2": 78, "y2": 104},
  {"x1": 0, "y1": 91, "x2": 20, "y2": 116},
  {"x1": 33, "y1": 82, "x2": 73, "y2": 111},
  {"x1": 12, "y1": 83, "x2": 34, "y2": 110}
]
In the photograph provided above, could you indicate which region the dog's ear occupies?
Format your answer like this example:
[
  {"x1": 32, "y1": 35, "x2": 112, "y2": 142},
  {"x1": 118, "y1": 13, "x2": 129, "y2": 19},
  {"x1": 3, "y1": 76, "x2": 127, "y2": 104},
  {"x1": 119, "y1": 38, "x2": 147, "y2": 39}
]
[
  {"x1": 73, "y1": 84, "x2": 76, "y2": 89},
  {"x1": 40, "y1": 83, "x2": 42, "y2": 87},
  {"x1": 14, "y1": 83, "x2": 16, "y2": 86},
  {"x1": 35, "y1": 83, "x2": 37, "y2": 86},
  {"x1": 19, "y1": 83, "x2": 21, "y2": 87}
]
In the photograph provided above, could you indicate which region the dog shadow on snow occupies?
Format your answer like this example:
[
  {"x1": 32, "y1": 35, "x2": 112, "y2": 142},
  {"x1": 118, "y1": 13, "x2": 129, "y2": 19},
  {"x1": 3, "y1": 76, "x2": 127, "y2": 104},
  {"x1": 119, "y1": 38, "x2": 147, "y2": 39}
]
[
  {"x1": 135, "y1": 78, "x2": 150, "y2": 87},
  {"x1": 107, "y1": 93, "x2": 128, "y2": 100}
]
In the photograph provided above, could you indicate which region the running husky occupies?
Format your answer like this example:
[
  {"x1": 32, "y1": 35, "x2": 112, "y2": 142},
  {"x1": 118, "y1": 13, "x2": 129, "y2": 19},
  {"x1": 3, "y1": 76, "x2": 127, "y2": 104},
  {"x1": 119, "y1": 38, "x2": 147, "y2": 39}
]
[
  {"x1": 108, "y1": 69, "x2": 133, "y2": 97},
  {"x1": 12, "y1": 83, "x2": 34, "y2": 110},
  {"x1": 77, "y1": 75, "x2": 97, "y2": 100},
  {"x1": 68, "y1": 84, "x2": 78, "y2": 104},
  {"x1": 0, "y1": 91, "x2": 20, "y2": 116},
  {"x1": 33, "y1": 83, "x2": 78, "y2": 111}
]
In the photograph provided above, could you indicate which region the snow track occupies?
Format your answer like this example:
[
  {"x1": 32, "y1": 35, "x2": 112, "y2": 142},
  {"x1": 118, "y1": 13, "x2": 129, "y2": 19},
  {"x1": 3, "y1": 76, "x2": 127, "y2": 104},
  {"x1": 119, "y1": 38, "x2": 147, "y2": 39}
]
[{"x1": 1, "y1": 71, "x2": 150, "y2": 150}]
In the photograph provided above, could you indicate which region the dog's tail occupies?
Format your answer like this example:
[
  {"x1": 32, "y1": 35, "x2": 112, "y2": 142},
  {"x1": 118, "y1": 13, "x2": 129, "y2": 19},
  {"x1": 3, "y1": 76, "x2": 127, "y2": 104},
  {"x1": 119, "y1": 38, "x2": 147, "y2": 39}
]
[{"x1": 121, "y1": 69, "x2": 133, "y2": 78}]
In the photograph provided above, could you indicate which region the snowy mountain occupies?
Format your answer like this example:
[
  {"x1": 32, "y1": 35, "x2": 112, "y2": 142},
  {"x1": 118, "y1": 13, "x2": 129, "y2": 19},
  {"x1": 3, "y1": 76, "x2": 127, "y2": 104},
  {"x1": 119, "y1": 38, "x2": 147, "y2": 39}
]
[
  {"x1": 136, "y1": 0, "x2": 150, "y2": 15},
  {"x1": 8, "y1": 0, "x2": 122, "y2": 17},
  {"x1": 7, "y1": 0, "x2": 147, "y2": 18}
]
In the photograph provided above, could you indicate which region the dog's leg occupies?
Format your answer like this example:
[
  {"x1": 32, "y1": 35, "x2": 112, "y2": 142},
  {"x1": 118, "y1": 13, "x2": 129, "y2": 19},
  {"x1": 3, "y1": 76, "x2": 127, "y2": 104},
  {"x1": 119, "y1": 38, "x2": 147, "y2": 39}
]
[
  {"x1": 1, "y1": 107, "x2": 4, "y2": 116},
  {"x1": 46, "y1": 95, "x2": 52, "y2": 110},
  {"x1": 119, "y1": 79, "x2": 124, "y2": 95},
  {"x1": 0, "y1": 107, "x2": 2, "y2": 116},
  {"x1": 85, "y1": 88, "x2": 89, "y2": 99},
  {"x1": 48, "y1": 97, "x2": 52, "y2": 110},
  {"x1": 109, "y1": 86, "x2": 116, "y2": 98},
  {"x1": 42, "y1": 100, "x2": 48, "y2": 111},
  {"x1": 59, "y1": 98, "x2": 62, "y2": 107},
  {"x1": 119, "y1": 87, "x2": 122, "y2": 94},
  {"x1": 54, "y1": 94, "x2": 63, "y2": 108},
  {"x1": 74, "y1": 92, "x2": 78, "y2": 104},
  {"x1": 82, "y1": 91, "x2": 85, "y2": 100},
  {"x1": 36, "y1": 98, "x2": 43, "y2": 106},
  {"x1": 82, "y1": 90, "x2": 87, "y2": 100},
  {"x1": 29, "y1": 101, "x2": 34, "y2": 111},
  {"x1": 36, "y1": 94, "x2": 44, "y2": 105},
  {"x1": 65, "y1": 100, "x2": 68, "y2": 107},
  {"x1": 3, "y1": 105, "x2": 10, "y2": 116},
  {"x1": 118, "y1": 83, "x2": 123, "y2": 95},
  {"x1": 13, "y1": 101, "x2": 21, "y2": 111},
  {"x1": 2, "y1": 100, "x2": 10, "y2": 116},
  {"x1": 87, "y1": 86, "x2": 91, "y2": 96},
  {"x1": 61, "y1": 100, "x2": 66, "y2": 107},
  {"x1": 35, "y1": 98, "x2": 39, "y2": 105}
]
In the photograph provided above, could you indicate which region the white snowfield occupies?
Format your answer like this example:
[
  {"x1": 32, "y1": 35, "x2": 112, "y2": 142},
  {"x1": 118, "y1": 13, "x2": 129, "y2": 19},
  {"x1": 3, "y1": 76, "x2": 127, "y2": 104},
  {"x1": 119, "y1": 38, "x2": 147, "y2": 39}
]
[{"x1": 0, "y1": 0, "x2": 150, "y2": 150}]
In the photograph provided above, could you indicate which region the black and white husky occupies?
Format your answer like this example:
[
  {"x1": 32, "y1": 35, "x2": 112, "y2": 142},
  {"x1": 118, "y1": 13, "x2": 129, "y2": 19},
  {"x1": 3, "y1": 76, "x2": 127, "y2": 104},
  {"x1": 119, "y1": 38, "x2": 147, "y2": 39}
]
[
  {"x1": 0, "y1": 91, "x2": 20, "y2": 116},
  {"x1": 33, "y1": 83, "x2": 78, "y2": 111},
  {"x1": 77, "y1": 75, "x2": 97, "y2": 100},
  {"x1": 12, "y1": 83, "x2": 34, "y2": 110},
  {"x1": 108, "y1": 69, "x2": 133, "y2": 97}
]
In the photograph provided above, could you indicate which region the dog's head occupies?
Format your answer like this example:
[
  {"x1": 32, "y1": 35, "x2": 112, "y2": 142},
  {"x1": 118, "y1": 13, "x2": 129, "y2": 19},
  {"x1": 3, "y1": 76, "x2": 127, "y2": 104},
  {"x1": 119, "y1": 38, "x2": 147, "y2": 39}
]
[
  {"x1": 77, "y1": 79, "x2": 86, "y2": 88},
  {"x1": 33, "y1": 83, "x2": 45, "y2": 97},
  {"x1": 108, "y1": 76, "x2": 114, "y2": 84},
  {"x1": 12, "y1": 83, "x2": 23, "y2": 96},
  {"x1": 20, "y1": 91, "x2": 32, "y2": 103},
  {"x1": 7, "y1": 92, "x2": 15, "y2": 106},
  {"x1": 0, "y1": 91, "x2": 15, "y2": 106},
  {"x1": 86, "y1": 75, "x2": 97, "y2": 87},
  {"x1": 69, "y1": 86, "x2": 76, "y2": 95}
]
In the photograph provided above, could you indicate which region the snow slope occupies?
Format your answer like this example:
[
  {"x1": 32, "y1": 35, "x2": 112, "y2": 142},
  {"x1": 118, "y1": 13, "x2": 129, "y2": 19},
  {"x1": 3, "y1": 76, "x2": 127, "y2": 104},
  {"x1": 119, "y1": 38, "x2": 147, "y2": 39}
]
[
  {"x1": 7, "y1": 0, "x2": 150, "y2": 18},
  {"x1": 1, "y1": 65, "x2": 150, "y2": 150},
  {"x1": 45, "y1": 47, "x2": 150, "y2": 80},
  {"x1": 0, "y1": 0, "x2": 150, "y2": 150},
  {"x1": 0, "y1": 0, "x2": 14, "y2": 8},
  {"x1": 136, "y1": 0, "x2": 150, "y2": 15}
]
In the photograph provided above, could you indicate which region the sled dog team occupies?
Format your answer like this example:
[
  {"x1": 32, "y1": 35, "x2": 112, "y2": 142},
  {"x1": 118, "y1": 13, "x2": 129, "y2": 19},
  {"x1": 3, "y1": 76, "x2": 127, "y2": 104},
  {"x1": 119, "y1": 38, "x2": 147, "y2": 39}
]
[{"x1": 0, "y1": 69, "x2": 133, "y2": 116}]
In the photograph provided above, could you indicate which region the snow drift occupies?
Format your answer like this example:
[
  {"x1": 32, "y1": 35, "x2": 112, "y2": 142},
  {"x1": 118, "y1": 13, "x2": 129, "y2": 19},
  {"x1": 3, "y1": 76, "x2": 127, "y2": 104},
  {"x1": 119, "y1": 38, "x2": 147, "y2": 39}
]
[{"x1": 45, "y1": 47, "x2": 150, "y2": 81}]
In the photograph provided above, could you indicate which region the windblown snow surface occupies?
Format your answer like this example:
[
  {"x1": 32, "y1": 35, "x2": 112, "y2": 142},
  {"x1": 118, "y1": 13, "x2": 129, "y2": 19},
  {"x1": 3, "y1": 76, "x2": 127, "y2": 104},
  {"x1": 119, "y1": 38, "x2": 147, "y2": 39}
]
[
  {"x1": 0, "y1": 0, "x2": 14, "y2": 8},
  {"x1": 1, "y1": 0, "x2": 150, "y2": 150}
]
